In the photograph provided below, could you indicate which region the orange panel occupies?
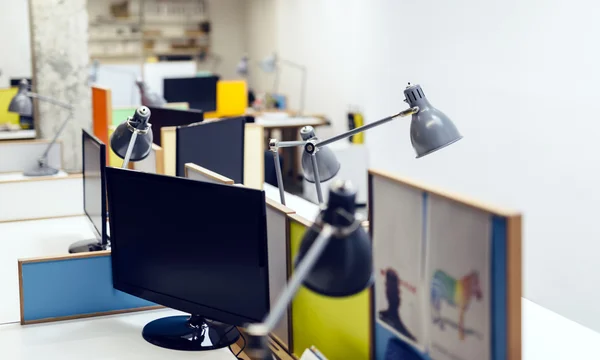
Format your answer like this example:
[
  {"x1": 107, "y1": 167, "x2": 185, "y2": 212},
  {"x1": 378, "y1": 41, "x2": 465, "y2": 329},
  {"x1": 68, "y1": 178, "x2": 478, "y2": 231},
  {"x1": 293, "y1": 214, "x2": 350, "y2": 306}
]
[{"x1": 92, "y1": 86, "x2": 112, "y2": 163}]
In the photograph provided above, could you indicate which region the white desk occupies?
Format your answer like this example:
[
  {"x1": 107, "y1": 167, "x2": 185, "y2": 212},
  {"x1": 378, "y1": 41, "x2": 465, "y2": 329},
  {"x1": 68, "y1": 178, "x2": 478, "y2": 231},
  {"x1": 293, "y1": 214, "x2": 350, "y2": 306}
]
[
  {"x1": 0, "y1": 170, "x2": 69, "y2": 182},
  {"x1": 0, "y1": 129, "x2": 36, "y2": 140},
  {"x1": 263, "y1": 182, "x2": 321, "y2": 221},
  {"x1": 254, "y1": 116, "x2": 326, "y2": 129},
  {"x1": 0, "y1": 309, "x2": 236, "y2": 360},
  {"x1": 0, "y1": 298, "x2": 596, "y2": 359},
  {"x1": 0, "y1": 216, "x2": 95, "y2": 324}
]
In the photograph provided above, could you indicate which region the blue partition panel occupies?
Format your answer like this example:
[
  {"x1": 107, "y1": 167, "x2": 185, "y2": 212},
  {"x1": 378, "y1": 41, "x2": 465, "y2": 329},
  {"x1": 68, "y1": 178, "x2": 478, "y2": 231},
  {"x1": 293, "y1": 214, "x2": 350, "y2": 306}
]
[{"x1": 20, "y1": 253, "x2": 157, "y2": 324}]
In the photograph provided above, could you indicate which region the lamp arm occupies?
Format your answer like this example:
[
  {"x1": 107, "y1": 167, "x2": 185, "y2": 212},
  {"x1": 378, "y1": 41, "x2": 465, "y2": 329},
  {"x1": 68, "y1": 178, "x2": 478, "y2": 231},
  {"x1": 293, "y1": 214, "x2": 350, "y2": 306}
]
[
  {"x1": 316, "y1": 106, "x2": 419, "y2": 148},
  {"x1": 269, "y1": 139, "x2": 307, "y2": 205},
  {"x1": 246, "y1": 224, "x2": 334, "y2": 359},
  {"x1": 27, "y1": 92, "x2": 74, "y2": 111},
  {"x1": 40, "y1": 110, "x2": 72, "y2": 161}
]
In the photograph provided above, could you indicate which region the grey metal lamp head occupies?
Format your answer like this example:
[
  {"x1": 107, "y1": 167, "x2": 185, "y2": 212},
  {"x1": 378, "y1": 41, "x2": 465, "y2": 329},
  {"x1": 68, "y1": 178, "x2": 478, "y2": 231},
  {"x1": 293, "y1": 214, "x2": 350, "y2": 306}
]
[
  {"x1": 110, "y1": 106, "x2": 153, "y2": 162},
  {"x1": 8, "y1": 79, "x2": 33, "y2": 116},
  {"x1": 404, "y1": 84, "x2": 462, "y2": 158},
  {"x1": 136, "y1": 79, "x2": 166, "y2": 107},
  {"x1": 260, "y1": 53, "x2": 278, "y2": 73},
  {"x1": 236, "y1": 56, "x2": 249, "y2": 76},
  {"x1": 300, "y1": 126, "x2": 340, "y2": 183},
  {"x1": 295, "y1": 180, "x2": 373, "y2": 297}
]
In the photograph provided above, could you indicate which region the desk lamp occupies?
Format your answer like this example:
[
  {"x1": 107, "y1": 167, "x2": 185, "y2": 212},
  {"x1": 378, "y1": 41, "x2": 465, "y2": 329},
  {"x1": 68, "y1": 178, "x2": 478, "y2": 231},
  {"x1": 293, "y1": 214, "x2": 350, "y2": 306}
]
[
  {"x1": 110, "y1": 106, "x2": 153, "y2": 168},
  {"x1": 270, "y1": 83, "x2": 462, "y2": 205},
  {"x1": 135, "y1": 79, "x2": 167, "y2": 107},
  {"x1": 8, "y1": 79, "x2": 74, "y2": 176},
  {"x1": 260, "y1": 53, "x2": 307, "y2": 115},
  {"x1": 236, "y1": 55, "x2": 249, "y2": 77},
  {"x1": 245, "y1": 180, "x2": 372, "y2": 359}
]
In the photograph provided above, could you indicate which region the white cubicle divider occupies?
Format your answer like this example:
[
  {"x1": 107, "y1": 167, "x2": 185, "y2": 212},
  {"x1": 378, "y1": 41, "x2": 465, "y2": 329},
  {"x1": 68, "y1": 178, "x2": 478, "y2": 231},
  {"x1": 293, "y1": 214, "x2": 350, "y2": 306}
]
[
  {"x1": 303, "y1": 142, "x2": 368, "y2": 205},
  {"x1": 143, "y1": 61, "x2": 197, "y2": 98},
  {"x1": 265, "y1": 198, "x2": 295, "y2": 349},
  {"x1": 264, "y1": 182, "x2": 321, "y2": 221},
  {"x1": 184, "y1": 163, "x2": 234, "y2": 185},
  {"x1": 95, "y1": 63, "x2": 142, "y2": 108},
  {"x1": 132, "y1": 144, "x2": 164, "y2": 174},
  {"x1": 0, "y1": 140, "x2": 62, "y2": 174},
  {"x1": 0, "y1": 173, "x2": 83, "y2": 222}
]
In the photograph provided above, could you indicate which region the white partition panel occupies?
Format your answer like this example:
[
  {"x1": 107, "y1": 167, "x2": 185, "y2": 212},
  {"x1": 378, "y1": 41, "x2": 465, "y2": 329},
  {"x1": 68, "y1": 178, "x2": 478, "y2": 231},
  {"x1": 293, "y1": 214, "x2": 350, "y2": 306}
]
[
  {"x1": 0, "y1": 140, "x2": 62, "y2": 173},
  {"x1": 96, "y1": 64, "x2": 142, "y2": 108},
  {"x1": 184, "y1": 163, "x2": 234, "y2": 185},
  {"x1": 0, "y1": 173, "x2": 83, "y2": 222},
  {"x1": 132, "y1": 144, "x2": 163, "y2": 174},
  {"x1": 143, "y1": 61, "x2": 197, "y2": 98},
  {"x1": 265, "y1": 198, "x2": 294, "y2": 349}
]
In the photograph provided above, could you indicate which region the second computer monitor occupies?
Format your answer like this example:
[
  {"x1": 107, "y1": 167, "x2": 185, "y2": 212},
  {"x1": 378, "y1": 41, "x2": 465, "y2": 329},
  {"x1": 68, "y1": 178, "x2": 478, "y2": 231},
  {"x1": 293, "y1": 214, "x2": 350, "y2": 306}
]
[
  {"x1": 175, "y1": 116, "x2": 245, "y2": 183},
  {"x1": 146, "y1": 106, "x2": 204, "y2": 146}
]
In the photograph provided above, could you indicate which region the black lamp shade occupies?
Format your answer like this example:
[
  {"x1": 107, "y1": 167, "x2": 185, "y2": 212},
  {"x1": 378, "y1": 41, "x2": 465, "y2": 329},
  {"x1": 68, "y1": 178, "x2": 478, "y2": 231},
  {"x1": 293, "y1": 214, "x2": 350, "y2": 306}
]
[
  {"x1": 110, "y1": 107, "x2": 154, "y2": 162},
  {"x1": 8, "y1": 80, "x2": 32, "y2": 116},
  {"x1": 295, "y1": 181, "x2": 373, "y2": 297},
  {"x1": 404, "y1": 84, "x2": 462, "y2": 158},
  {"x1": 300, "y1": 126, "x2": 340, "y2": 183}
]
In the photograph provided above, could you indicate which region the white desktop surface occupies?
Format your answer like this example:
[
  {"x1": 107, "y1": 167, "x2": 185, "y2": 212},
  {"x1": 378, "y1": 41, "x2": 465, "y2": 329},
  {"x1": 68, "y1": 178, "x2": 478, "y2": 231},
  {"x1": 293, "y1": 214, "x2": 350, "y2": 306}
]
[
  {"x1": 0, "y1": 309, "x2": 236, "y2": 360},
  {"x1": 263, "y1": 182, "x2": 321, "y2": 221},
  {"x1": 254, "y1": 116, "x2": 325, "y2": 128},
  {"x1": 0, "y1": 298, "x2": 595, "y2": 359},
  {"x1": 0, "y1": 215, "x2": 95, "y2": 324},
  {"x1": 0, "y1": 170, "x2": 69, "y2": 182},
  {"x1": 0, "y1": 129, "x2": 36, "y2": 140}
]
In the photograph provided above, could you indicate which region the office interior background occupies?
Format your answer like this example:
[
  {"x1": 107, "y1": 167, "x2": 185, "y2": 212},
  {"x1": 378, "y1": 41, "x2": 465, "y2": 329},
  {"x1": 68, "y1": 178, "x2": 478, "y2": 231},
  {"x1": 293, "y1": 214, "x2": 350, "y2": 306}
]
[{"x1": 1, "y1": 0, "x2": 598, "y2": 355}]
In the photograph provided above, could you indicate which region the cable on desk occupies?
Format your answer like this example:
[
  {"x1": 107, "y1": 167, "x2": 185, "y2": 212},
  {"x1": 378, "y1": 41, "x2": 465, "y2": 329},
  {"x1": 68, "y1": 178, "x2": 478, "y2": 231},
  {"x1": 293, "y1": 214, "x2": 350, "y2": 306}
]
[{"x1": 228, "y1": 330, "x2": 246, "y2": 359}]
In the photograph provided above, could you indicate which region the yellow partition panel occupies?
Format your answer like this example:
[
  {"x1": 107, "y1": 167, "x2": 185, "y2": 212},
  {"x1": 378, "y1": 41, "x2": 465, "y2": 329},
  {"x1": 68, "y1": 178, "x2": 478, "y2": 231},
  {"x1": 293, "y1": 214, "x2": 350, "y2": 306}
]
[
  {"x1": 0, "y1": 87, "x2": 20, "y2": 126},
  {"x1": 216, "y1": 80, "x2": 248, "y2": 117},
  {"x1": 243, "y1": 123, "x2": 264, "y2": 189},
  {"x1": 289, "y1": 216, "x2": 370, "y2": 360}
]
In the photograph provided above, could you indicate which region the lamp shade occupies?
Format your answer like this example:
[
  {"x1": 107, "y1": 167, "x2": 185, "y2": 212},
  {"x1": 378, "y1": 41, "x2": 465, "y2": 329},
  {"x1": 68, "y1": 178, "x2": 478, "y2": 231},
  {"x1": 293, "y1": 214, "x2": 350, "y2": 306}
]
[
  {"x1": 136, "y1": 79, "x2": 166, "y2": 107},
  {"x1": 8, "y1": 79, "x2": 33, "y2": 116},
  {"x1": 295, "y1": 180, "x2": 373, "y2": 297},
  {"x1": 300, "y1": 126, "x2": 340, "y2": 183},
  {"x1": 259, "y1": 53, "x2": 277, "y2": 73},
  {"x1": 110, "y1": 106, "x2": 153, "y2": 161},
  {"x1": 404, "y1": 84, "x2": 462, "y2": 158}
]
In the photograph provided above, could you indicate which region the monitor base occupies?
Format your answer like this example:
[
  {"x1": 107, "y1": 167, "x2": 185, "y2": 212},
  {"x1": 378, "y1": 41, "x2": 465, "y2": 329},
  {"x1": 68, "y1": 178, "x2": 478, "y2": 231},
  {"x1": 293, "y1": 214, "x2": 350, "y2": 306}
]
[
  {"x1": 142, "y1": 315, "x2": 240, "y2": 351},
  {"x1": 68, "y1": 239, "x2": 108, "y2": 253}
]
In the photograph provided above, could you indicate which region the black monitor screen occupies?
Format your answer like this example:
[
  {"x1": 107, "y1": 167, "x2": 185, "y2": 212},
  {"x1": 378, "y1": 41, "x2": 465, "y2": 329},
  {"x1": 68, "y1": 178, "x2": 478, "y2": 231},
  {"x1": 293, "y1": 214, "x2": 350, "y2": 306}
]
[
  {"x1": 147, "y1": 106, "x2": 204, "y2": 146},
  {"x1": 106, "y1": 168, "x2": 269, "y2": 326},
  {"x1": 163, "y1": 76, "x2": 219, "y2": 112},
  {"x1": 176, "y1": 117, "x2": 245, "y2": 183},
  {"x1": 82, "y1": 130, "x2": 107, "y2": 244}
]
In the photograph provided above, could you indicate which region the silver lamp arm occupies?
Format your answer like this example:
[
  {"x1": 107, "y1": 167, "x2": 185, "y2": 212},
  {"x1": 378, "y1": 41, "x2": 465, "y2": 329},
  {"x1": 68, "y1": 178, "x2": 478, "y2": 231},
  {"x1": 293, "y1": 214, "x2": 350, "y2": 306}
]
[
  {"x1": 316, "y1": 106, "x2": 419, "y2": 148},
  {"x1": 269, "y1": 139, "x2": 309, "y2": 205},
  {"x1": 245, "y1": 224, "x2": 334, "y2": 360},
  {"x1": 27, "y1": 92, "x2": 74, "y2": 111}
]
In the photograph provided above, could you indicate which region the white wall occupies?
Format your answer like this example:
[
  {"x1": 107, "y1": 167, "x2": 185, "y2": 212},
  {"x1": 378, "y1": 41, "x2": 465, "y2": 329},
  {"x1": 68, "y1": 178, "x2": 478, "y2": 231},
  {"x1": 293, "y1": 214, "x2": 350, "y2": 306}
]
[
  {"x1": 205, "y1": 0, "x2": 247, "y2": 80},
  {"x1": 0, "y1": 0, "x2": 32, "y2": 87},
  {"x1": 247, "y1": 0, "x2": 600, "y2": 333}
]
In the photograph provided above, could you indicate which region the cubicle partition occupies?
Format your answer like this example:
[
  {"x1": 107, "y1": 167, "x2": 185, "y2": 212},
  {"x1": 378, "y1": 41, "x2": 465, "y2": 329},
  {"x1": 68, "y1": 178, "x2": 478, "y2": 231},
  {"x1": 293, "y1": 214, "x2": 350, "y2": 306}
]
[
  {"x1": 163, "y1": 75, "x2": 219, "y2": 112},
  {"x1": 18, "y1": 251, "x2": 160, "y2": 325},
  {"x1": 132, "y1": 143, "x2": 164, "y2": 174},
  {"x1": 287, "y1": 213, "x2": 370, "y2": 359},
  {"x1": 147, "y1": 106, "x2": 204, "y2": 146},
  {"x1": 184, "y1": 163, "x2": 234, "y2": 185},
  {"x1": 368, "y1": 169, "x2": 522, "y2": 360},
  {"x1": 91, "y1": 86, "x2": 112, "y2": 157}
]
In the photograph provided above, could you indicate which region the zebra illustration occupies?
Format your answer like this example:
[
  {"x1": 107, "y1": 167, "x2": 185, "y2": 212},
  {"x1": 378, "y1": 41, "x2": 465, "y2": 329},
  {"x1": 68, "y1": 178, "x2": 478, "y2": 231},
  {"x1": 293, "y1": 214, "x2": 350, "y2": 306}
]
[{"x1": 430, "y1": 269, "x2": 482, "y2": 340}]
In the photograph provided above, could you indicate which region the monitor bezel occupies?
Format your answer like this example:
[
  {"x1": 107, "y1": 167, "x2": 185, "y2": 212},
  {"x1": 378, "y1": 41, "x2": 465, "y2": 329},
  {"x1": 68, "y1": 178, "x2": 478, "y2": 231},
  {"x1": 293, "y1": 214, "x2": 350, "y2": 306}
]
[
  {"x1": 106, "y1": 167, "x2": 270, "y2": 327},
  {"x1": 82, "y1": 129, "x2": 107, "y2": 246}
]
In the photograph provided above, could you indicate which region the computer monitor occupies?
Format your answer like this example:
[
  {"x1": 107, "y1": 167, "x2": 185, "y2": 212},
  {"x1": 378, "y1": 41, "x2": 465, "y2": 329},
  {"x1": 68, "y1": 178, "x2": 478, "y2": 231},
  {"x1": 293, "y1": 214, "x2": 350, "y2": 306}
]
[
  {"x1": 69, "y1": 130, "x2": 108, "y2": 253},
  {"x1": 163, "y1": 75, "x2": 219, "y2": 112},
  {"x1": 176, "y1": 116, "x2": 245, "y2": 183},
  {"x1": 106, "y1": 167, "x2": 269, "y2": 351},
  {"x1": 147, "y1": 106, "x2": 204, "y2": 146}
]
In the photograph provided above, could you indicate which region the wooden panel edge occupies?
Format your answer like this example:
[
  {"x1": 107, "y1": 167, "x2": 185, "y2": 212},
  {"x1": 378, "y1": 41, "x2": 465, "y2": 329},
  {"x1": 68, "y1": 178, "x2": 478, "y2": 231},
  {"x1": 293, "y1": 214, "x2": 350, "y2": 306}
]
[
  {"x1": 368, "y1": 168, "x2": 519, "y2": 217},
  {"x1": 21, "y1": 305, "x2": 164, "y2": 326},
  {"x1": 507, "y1": 214, "x2": 522, "y2": 360},
  {"x1": 287, "y1": 213, "x2": 313, "y2": 228},
  {"x1": 153, "y1": 144, "x2": 165, "y2": 174},
  {"x1": 0, "y1": 213, "x2": 84, "y2": 224},
  {"x1": 18, "y1": 261, "x2": 25, "y2": 324},
  {"x1": 0, "y1": 173, "x2": 82, "y2": 185},
  {"x1": 266, "y1": 197, "x2": 296, "y2": 215},
  {"x1": 19, "y1": 250, "x2": 112, "y2": 265},
  {"x1": 184, "y1": 163, "x2": 234, "y2": 185}
]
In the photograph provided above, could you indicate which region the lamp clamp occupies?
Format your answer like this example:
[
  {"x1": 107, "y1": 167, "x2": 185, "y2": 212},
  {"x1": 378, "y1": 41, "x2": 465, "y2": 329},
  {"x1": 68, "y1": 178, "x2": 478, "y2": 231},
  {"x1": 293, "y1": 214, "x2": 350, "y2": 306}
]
[{"x1": 304, "y1": 140, "x2": 318, "y2": 155}]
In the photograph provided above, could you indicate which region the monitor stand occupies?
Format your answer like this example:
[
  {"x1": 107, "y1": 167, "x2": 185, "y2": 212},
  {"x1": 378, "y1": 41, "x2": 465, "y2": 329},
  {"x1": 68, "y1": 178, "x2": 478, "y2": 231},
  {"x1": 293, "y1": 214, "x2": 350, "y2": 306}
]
[
  {"x1": 68, "y1": 239, "x2": 108, "y2": 253},
  {"x1": 142, "y1": 315, "x2": 240, "y2": 351}
]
